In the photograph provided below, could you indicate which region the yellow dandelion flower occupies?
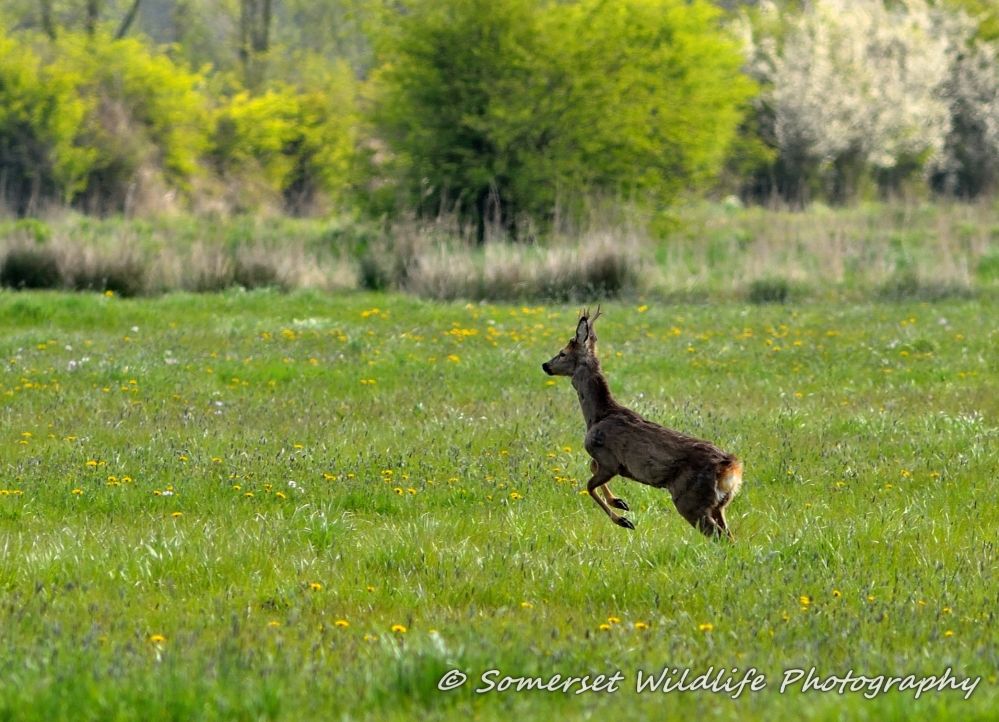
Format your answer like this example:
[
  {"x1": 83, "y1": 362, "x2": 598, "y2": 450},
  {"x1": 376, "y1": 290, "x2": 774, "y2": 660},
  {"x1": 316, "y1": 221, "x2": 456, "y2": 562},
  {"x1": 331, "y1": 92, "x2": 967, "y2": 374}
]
[
  {"x1": 275, "y1": 491, "x2": 287, "y2": 500},
  {"x1": 85, "y1": 460, "x2": 98, "y2": 468},
  {"x1": 942, "y1": 606, "x2": 952, "y2": 614},
  {"x1": 366, "y1": 585, "x2": 376, "y2": 593},
  {"x1": 943, "y1": 630, "x2": 954, "y2": 638},
  {"x1": 598, "y1": 623, "x2": 611, "y2": 632},
  {"x1": 267, "y1": 620, "x2": 281, "y2": 628},
  {"x1": 309, "y1": 582, "x2": 323, "y2": 592},
  {"x1": 698, "y1": 623, "x2": 714, "y2": 633},
  {"x1": 447, "y1": 354, "x2": 460, "y2": 363},
  {"x1": 364, "y1": 634, "x2": 378, "y2": 642},
  {"x1": 71, "y1": 488, "x2": 83, "y2": 496},
  {"x1": 833, "y1": 589, "x2": 842, "y2": 598},
  {"x1": 334, "y1": 619, "x2": 350, "y2": 628},
  {"x1": 607, "y1": 616, "x2": 621, "y2": 625},
  {"x1": 521, "y1": 601, "x2": 534, "y2": 609},
  {"x1": 171, "y1": 512, "x2": 183, "y2": 518},
  {"x1": 637, "y1": 304, "x2": 649, "y2": 313},
  {"x1": 799, "y1": 595, "x2": 811, "y2": 606},
  {"x1": 634, "y1": 622, "x2": 649, "y2": 631},
  {"x1": 391, "y1": 624, "x2": 407, "y2": 634},
  {"x1": 148, "y1": 634, "x2": 166, "y2": 644},
  {"x1": 867, "y1": 595, "x2": 876, "y2": 603},
  {"x1": 509, "y1": 491, "x2": 523, "y2": 501}
]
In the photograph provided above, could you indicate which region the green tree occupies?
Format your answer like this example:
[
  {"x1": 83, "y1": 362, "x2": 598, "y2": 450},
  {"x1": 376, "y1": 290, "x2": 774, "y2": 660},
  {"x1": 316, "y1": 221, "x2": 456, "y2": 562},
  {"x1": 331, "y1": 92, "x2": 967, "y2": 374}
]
[
  {"x1": 0, "y1": 33, "x2": 94, "y2": 214},
  {"x1": 55, "y1": 31, "x2": 211, "y2": 212},
  {"x1": 373, "y1": 0, "x2": 755, "y2": 239},
  {"x1": 212, "y1": 62, "x2": 360, "y2": 213}
]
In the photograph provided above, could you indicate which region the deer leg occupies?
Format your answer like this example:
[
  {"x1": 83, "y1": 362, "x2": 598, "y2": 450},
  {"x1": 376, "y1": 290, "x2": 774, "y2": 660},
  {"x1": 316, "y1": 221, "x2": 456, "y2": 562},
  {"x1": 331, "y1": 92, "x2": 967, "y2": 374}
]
[
  {"x1": 586, "y1": 466, "x2": 635, "y2": 530},
  {"x1": 710, "y1": 505, "x2": 734, "y2": 541},
  {"x1": 591, "y1": 460, "x2": 629, "y2": 510},
  {"x1": 674, "y1": 494, "x2": 726, "y2": 539}
]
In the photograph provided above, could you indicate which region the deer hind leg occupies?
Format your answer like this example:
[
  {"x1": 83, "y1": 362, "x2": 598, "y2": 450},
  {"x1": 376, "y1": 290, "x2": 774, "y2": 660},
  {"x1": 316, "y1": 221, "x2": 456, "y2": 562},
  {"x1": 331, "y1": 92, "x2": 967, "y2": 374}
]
[
  {"x1": 673, "y1": 476, "x2": 727, "y2": 540},
  {"x1": 709, "y1": 505, "x2": 734, "y2": 541},
  {"x1": 591, "y1": 459, "x2": 629, "y2": 511},
  {"x1": 586, "y1": 464, "x2": 635, "y2": 530}
]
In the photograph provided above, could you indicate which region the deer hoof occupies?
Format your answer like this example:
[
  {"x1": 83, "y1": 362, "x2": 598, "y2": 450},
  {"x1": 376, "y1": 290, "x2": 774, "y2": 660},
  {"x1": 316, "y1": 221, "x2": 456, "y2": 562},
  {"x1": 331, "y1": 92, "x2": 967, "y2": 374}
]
[
  {"x1": 610, "y1": 498, "x2": 630, "y2": 511},
  {"x1": 615, "y1": 516, "x2": 636, "y2": 530}
]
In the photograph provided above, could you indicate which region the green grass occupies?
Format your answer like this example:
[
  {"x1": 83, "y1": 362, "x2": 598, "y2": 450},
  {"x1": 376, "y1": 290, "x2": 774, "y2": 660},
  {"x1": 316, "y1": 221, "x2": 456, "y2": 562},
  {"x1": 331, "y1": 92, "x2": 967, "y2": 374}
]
[{"x1": 0, "y1": 290, "x2": 996, "y2": 721}]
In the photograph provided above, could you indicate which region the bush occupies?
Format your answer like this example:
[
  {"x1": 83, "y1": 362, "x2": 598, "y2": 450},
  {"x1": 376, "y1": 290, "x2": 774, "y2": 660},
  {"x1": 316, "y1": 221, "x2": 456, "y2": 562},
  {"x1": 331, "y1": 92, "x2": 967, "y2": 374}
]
[
  {"x1": 212, "y1": 65, "x2": 359, "y2": 213},
  {"x1": 743, "y1": 0, "x2": 999, "y2": 202},
  {"x1": 373, "y1": 0, "x2": 754, "y2": 236},
  {"x1": 0, "y1": 34, "x2": 93, "y2": 214},
  {"x1": 748, "y1": 277, "x2": 791, "y2": 304},
  {"x1": 55, "y1": 32, "x2": 211, "y2": 213},
  {"x1": 0, "y1": 246, "x2": 62, "y2": 290},
  {"x1": 877, "y1": 271, "x2": 973, "y2": 301},
  {"x1": 63, "y1": 250, "x2": 147, "y2": 297}
]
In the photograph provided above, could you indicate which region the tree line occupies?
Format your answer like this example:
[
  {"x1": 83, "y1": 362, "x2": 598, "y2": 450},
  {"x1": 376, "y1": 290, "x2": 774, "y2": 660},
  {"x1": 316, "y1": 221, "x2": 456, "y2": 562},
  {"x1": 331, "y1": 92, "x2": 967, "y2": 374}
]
[{"x1": 1, "y1": 0, "x2": 997, "y2": 235}]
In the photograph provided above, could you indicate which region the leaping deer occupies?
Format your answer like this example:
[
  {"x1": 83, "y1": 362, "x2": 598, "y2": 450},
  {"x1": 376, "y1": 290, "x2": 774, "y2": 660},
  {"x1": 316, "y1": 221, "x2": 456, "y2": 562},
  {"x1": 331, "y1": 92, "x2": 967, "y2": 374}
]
[{"x1": 542, "y1": 308, "x2": 742, "y2": 539}]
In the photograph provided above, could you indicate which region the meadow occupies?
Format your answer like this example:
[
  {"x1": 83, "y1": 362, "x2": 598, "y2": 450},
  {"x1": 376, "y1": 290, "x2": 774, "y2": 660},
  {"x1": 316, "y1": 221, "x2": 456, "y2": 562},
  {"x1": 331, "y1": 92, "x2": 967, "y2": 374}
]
[{"x1": 0, "y1": 289, "x2": 995, "y2": 721}]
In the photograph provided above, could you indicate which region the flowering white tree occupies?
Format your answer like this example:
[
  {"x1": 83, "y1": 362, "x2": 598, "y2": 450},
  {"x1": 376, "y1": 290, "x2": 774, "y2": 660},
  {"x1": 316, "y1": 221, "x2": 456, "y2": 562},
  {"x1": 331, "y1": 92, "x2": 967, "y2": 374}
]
[
  {"x1": 940, "y1": 34, "x2": 999, "y2": 194},
  {"x1": 745, "y1": 0, "x2": 997, "y2": 200}
]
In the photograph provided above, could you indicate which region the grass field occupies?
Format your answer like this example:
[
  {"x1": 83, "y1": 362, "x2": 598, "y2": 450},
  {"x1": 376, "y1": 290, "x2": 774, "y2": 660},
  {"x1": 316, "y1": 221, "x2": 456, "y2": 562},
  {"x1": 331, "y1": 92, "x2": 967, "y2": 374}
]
[{"x1": 0, "y1": 289, "x2": 995, "y2": 721}]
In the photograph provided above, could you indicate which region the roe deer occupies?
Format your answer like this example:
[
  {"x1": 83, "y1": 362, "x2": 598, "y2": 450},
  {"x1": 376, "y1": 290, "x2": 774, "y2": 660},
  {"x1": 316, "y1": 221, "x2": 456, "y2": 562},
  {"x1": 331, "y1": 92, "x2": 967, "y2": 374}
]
[{"x1": 542, "y1": 309, "x2": 742, "y2": 539}]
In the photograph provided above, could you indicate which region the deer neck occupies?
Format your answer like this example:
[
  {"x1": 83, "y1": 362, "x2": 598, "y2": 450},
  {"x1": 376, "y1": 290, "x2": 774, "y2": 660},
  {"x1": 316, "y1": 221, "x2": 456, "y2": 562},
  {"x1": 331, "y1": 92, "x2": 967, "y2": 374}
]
[{"x1": 572, "y1": 362, "x2": 617, "y2": 429}]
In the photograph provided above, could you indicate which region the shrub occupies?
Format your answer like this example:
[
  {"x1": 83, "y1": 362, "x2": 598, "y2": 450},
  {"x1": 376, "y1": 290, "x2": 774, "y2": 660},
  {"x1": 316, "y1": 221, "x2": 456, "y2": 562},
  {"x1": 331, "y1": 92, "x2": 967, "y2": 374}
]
[
  {"x1": 62, "y1": 249, "x2": 147, "y2": 297},
  {"x1": 743, "y1": 0, "x2": 970, "y2": 202},
  {"x1": 212, "y1": 64, "x2": 359, "y2": 213},
  {"x1": 877, "y1": 270, "x2": 973, "y2": 301},
  {"x1": 373, "y1": 0, "x2": 754, "y2": 236},
  {"x1": 0, "y1": 246, "x2": 62, "y2": 290},
  {"x1": 55, "y1": 32, "x2": 211, "y2": 213},
  {"x1": 748, "y1": 277, "x2": 791, "y2": 304},
  {"x1": 0, "y1": 34, "x2": 94, "y2": 214}
]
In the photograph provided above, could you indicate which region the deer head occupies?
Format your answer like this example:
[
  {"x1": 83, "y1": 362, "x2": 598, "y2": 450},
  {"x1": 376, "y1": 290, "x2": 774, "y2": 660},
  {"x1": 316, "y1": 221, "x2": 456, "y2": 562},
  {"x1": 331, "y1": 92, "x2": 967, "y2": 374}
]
[{"x1": 542, "y1": 307, "x2": 601, "y2": 376}]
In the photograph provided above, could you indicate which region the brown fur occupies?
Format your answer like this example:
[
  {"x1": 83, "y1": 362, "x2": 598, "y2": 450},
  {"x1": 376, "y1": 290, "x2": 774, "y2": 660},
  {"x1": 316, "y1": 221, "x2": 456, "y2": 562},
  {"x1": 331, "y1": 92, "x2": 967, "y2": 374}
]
[{"x1": 542, "y1": 308, "x2": 743, "y2": 539}]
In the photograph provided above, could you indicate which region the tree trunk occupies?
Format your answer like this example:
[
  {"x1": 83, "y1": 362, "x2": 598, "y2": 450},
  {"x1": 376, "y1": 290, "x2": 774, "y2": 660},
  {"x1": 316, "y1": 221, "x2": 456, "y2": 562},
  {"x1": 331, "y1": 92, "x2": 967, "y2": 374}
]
[
  {"x1": 115, "y1": 0, "x2": 142, "y2": 39},
  {"x1": 239, "y1": 0, "x2": 273, "y2": 88},
  {"x1": 85, "y1": 0, "x2": 100, "y2": 36},
  {"x1": 40, "y1": 0, "x2": 57, "y2": 39}
]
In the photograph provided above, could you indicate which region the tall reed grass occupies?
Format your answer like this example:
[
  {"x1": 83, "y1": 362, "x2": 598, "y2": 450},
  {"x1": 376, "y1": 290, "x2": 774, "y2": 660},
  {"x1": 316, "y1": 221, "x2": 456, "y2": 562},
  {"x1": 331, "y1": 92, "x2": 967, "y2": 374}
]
[{"x1": 1, "y1": 202, "x2": 996, "y2": 301}]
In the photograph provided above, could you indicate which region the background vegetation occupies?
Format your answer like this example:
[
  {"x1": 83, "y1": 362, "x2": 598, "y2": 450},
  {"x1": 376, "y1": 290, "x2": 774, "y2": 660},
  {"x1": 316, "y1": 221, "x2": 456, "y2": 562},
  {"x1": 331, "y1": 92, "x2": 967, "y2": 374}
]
[{"x1": 1, "y1": 0, "x2": 998, "y2": 223}]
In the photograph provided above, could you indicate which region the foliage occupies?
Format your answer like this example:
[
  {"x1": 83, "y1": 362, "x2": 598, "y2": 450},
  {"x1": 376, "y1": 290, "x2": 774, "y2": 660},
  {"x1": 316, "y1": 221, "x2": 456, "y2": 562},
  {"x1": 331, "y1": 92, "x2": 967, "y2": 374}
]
[
  {"x1": 745, "y1": 0, "x2": 955, "y2": 201},
  {"x1": 53, "y1": 31, "x2": 211, "y2": 213},
  {"x1": 373, "y1": 0, "x2": 754, "y2": 235},
  {"x1": 741, "y1": 0, "x2": 999, "y2": 202},
  {"x1": 936, "y1": 28, "x2": 999, "y2": 195},
  {"x1": 212, "y1": 64, "x2": 360, "y2": 213},
  {"x1": 0, "y1": 33, "x2": 94, "y2": 213}
]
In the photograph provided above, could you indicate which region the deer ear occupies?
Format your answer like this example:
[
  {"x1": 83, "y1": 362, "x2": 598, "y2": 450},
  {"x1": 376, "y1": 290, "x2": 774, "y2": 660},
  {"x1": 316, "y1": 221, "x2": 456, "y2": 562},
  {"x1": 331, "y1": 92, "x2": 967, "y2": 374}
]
[{"x1": 575, "y1": 317, "x2": 589, "y2": 345}]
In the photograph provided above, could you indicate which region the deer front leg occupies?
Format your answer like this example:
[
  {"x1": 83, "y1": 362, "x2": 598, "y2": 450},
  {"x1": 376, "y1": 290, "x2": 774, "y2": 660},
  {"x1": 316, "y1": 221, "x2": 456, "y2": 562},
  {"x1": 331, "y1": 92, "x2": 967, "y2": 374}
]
[
  {"x1": 589, "y1": 459, "x2": 628, "y2": 510},
  {"x1": 587, "y1": 464, "x2": 635, "y2": 530}
]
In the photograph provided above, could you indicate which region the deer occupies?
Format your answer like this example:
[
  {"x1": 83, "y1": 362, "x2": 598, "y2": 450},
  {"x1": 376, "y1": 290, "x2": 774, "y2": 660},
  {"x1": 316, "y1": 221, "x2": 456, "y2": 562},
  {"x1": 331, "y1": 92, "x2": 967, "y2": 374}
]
[{"x1": 542, "y1": 308, "x2": 743, "y2": 539}]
